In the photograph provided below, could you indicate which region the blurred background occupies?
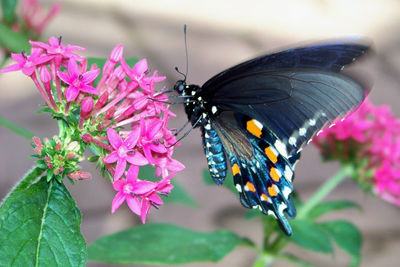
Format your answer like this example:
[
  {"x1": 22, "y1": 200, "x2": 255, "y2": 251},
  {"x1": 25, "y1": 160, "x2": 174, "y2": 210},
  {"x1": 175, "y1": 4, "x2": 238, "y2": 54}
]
[{"x1": 1, "y1": 0, "x2": 400, "y2": 266}]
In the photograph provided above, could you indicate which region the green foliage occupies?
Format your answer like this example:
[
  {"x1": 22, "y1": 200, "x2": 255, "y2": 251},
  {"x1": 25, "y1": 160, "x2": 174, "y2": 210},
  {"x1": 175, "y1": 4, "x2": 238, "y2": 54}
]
[
  {"x1": 288, "y1": 219, "x2": 333, "y2": 253},
  {"x1": 88, "y1": 223, "x2": 249, "y2": 265},
  {"x1": 0, "y1": 175, "x2": 86, "y2": 267},
  {"x1": 0, "y1": 22, "x2": 30, "y2": 52},
  {"x1": 308, "y1": 200, "x2": 362, "y2": 220},
  {"x1": 1, "y1": 0, "x2": 18, "y2": 24},
  {"x1": 319, "y1": 221, "x2": 362, "y2": 267}
]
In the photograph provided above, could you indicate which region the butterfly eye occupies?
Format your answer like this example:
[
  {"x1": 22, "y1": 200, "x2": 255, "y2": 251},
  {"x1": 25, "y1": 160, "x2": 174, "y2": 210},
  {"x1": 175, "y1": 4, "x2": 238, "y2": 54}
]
[{"x1": 174, "y1": 80, "x2": 186, "y2": 93}]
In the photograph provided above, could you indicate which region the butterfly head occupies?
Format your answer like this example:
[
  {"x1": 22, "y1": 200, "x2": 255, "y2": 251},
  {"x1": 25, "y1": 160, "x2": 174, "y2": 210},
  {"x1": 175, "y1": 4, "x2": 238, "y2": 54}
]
[{"x1": 174, "y1": 80, "x2": 187, "y2": 94}]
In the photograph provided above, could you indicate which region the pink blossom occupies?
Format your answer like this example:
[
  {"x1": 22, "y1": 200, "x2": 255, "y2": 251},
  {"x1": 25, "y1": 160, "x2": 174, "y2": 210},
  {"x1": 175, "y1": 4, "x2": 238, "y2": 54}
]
[
  {"x1": 57, "y1": 58, "x2": 100, "y2": 102},
  {"x1": 111, "y1": 165, "x2": 156, "y2": 216},
  {"x1": 0, "y1": 48, "x2": 52, "y2": 76},
  {"x1": 313, "y1": 97, "x2": 400, "y2": 206},
  {"x1": 103, "y1": 128, "x2": 148, "y2": 180},
  {"x1": 121, "y1": 58, "x2": 165, "y2": 92},
  {"x1": 138, "y1": 118, "x2": 168, "y2": 165}
]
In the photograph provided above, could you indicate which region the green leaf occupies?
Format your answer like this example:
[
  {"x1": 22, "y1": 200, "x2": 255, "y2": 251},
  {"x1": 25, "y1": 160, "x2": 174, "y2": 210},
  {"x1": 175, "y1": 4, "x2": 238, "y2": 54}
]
[
  {"x1": 1, "y1": 0, "x2": 18, "y2": 24},
  {"x1": 0, "y1": 114, "x2": 35, "y2": 139},
  {"x1": 202, "y1": 168, "x2": 236, "y2": 193},
  {"x1": 308, "y1": 200, "x2": 362, "y2": 220},
  {"x1": 88, "y1": 223, "x2": 247, "y2": 264},
  {"x1": 0, "y1": 176, "x2": 87, "y2": 267},
  {"x1": 318, "y1": 220, "x2": 362, "y2": 266},
  {"x1": 288, "y1": 219, "x2": 333, "y2": 253},
  {"x1": 166, "y1": 180, "x2": 197, "y2": 207},
  {"x1": 0, "y1": 22, "x2": 30, "y2": 52}
]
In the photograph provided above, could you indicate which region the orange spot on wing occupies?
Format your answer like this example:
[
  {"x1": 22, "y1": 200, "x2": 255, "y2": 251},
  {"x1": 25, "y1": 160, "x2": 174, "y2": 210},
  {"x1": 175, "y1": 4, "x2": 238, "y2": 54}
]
[
  {"x1": 268, "y1": 186, "x2": 278, "y2": 197},
  {"x1": 261, "y1": 193, "x2": 269, "y2": 202},
  {"x1": 246, "y1": 120, "x2": 262, "y2": 138},
  {"x1": 232, "y1": 163, "x2": 240, "y2": 176},
  {"x1": 265, "y1": 146, "x2": 278, "y2": 163},
  {"x1": 245, "y1": 181, "x2": 256, "y2": 192},
  {"x1": 270, "y1": 168, "x2": 280, "y2": 182}
]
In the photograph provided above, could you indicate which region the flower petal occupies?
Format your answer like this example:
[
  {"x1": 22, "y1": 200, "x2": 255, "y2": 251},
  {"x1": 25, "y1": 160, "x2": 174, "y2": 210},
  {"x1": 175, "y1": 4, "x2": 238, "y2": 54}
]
[
  {"x1": 103, "y1": 151, "x2": 119, "y2": 163},
  {"x1": 111, "y1": 192, "x2": 126, "y2": 213},
  {"x1": 0, "y1": 63, "x2": 22, "y2": 73},
  {"x1": 140, "y1": 198, "x2": 151, "y2": 224},
  {"x1": 126, "y1": 151, "x2": 149, "y2": 166},
  {"x1": 147, "y1": 119, "x2": 163, "y2": 140},
  {"x1": 112, "y1": 179, "x2": 126, "y2": 191},
  {"x1": 114, "y1": 158, "x2": 127, "y2": 180},
  {"x1": 81, "y1": 68, "x2": 100, "y2": 84},
  {"x1": 126, "y1": 196, "x2": 141, "y2": 215},
  {"x1": 133, "y1": 58, "x2": 148, "y2": 76},
  {"x1": 131, "y1": 181, "x2": 156, "y2": 195},
  {"x1": 68, "y1": 58, "x2": 79, "y2": 79},
  {"x1": 107, "y1": 128, "x2": 123, "y2": 149},
  {"x1": 80, "y1": 84, "x2": 100, "y2": 95},
  {"x1": 57, "y1": 71, "x2": 71, "y2": 84},
  {"x1": 65, "y1": 85, "x2": 80, "y2": 102},
  {"x1": 126, "y1": 165, "x2": 139, "y2": 183},
  {"x1": 150, "y1": 143, "x2": 167, "y2": 153},
  {"x1": 124, "y1": 126, "x2": 141, "y2": 149},
  {"x1": 149, "y1": 193, "x2": 163, "y2": 205}
]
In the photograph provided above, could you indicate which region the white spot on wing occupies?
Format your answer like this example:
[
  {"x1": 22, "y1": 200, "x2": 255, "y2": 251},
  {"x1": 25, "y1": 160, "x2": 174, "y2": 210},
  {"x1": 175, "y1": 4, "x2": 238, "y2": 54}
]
[
  {"x1": 235, "y1": 184, "x2": 242, "y2": 192},
  {"x1": 284, "y1": 165, "x2": 293, "y2": 182},
  {"x1": 274, "y1": 139, "x2": 289, "y2": 158}
]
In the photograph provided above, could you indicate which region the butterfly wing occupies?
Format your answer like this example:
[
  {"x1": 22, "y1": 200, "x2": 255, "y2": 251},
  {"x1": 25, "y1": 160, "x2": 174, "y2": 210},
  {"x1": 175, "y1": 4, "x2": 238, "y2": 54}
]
[
  {"x1": 209, "y1": 111, "x2": 299, "y2": 235},
  {"x1": 204, "y1": 69, "x2": 365, "y2": 156},
  {"x1": 202, "y1": 41, "x2": 370, "y2": 91}
]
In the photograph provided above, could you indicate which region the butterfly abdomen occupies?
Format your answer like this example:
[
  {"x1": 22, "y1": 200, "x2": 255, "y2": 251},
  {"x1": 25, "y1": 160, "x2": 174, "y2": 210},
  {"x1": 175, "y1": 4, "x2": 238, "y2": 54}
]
[{"x1": 201, "y1": 126, "x2": 227, "y2": 185}]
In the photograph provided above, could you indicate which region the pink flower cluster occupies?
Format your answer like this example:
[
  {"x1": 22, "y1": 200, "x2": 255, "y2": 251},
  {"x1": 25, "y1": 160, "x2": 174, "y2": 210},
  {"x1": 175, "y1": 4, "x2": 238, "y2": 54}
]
[
  {"x1": 0, "y1": 37, "x2": 184, "y2": 222},
  {"x1": 313, "y1": 97, "x2": 400, "y2": 206},
  {"x1": 18, "y1": 0, "x2": 61, "y2": 37}
]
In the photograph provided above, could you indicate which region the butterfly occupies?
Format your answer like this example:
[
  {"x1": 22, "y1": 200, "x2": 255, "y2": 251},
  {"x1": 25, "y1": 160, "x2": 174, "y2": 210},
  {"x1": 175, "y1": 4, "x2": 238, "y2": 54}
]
[{"x1": 173, "y1": 40, "x2": 370, "y2": 235}]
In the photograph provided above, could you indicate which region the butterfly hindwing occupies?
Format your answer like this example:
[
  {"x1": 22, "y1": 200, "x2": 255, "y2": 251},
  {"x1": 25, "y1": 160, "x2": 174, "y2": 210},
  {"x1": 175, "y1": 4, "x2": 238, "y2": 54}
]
[{"x1": 209, "y1": 111, "x2": 298, "y2": 235}]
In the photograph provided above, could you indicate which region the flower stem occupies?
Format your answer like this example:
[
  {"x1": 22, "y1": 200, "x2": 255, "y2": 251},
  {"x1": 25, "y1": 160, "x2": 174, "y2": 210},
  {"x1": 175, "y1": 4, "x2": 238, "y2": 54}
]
[
  {"x1": 297, "y1": 164, "x2": 353, "y2": 219},
  {"x1": 0, "y1": 114, "x2": 35, "y2": 139}
]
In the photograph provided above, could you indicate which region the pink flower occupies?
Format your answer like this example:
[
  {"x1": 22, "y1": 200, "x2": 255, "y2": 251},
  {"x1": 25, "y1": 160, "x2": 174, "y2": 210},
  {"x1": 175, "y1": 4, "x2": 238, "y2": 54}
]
[
  {"x1": 138, "y1": 118, "x2": 168, "y2": 165},
  {"x1": 103, "y1": 128, "x2": 148, "y2": 180},
  {"x1": 313, "y1": 97, "x2": 400, "y2": 206},
  {"x1": 121, "y1": 58, "x2": 165, "y2": 92},
  {"x1": 111, "y1": 165, "x2": 156, "y2": 216},
  {"x1": 0, "y1": 48, "x2": 52, "y2": 76},
  {"x1": 57, "y1": 58, "x2": 100, "y2": 102},
  {"x1": 30, "y1": 36, "x2": 85, "y2": 64}
]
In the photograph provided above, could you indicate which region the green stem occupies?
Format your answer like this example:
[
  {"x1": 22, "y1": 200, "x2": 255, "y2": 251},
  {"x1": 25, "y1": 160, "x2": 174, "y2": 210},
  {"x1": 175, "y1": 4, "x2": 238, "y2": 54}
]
[
  {"x1": 252, "y1": 253, "x2": 276, "y2": 267},
  {"x1": 0, "y1": 114, "x2": 35, "y2": 139},
  {"x1": 256, "y1": 165, "x2": 354, "y2": 266},
  {"x1": 297, "y1": 164, "x2": 353, "y2": 219},
  {"x1": 57, "y1": 119, "x2": 66, "y2": 138}
]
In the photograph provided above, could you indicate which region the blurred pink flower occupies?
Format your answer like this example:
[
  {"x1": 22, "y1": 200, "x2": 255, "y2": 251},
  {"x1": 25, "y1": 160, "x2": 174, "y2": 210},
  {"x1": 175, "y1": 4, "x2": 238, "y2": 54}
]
[{"x1": 313, "y1": 97, "x2": 400, "y2": 206}]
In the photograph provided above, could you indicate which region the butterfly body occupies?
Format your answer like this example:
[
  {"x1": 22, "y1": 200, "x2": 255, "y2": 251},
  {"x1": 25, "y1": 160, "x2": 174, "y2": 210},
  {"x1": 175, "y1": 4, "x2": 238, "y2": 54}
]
[{"x1": 174, "y1": 41, "x2": 370, "y2": 235}]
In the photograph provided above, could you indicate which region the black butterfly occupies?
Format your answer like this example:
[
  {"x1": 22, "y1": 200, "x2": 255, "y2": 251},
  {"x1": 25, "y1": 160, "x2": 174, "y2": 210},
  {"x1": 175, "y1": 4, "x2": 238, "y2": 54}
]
[{"x1": 173, "y1": 40, "x2": 370, "y2": 235}]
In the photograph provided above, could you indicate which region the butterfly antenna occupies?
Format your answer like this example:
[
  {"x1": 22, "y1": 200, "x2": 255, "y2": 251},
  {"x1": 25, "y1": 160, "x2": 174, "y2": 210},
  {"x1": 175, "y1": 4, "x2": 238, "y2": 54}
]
[
  {"x1": 183, "y1": 24, "x2": 189, "y2": 81},
  {"x1": 174, "y1": 24, "x2": 189, "y2": 81}
]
